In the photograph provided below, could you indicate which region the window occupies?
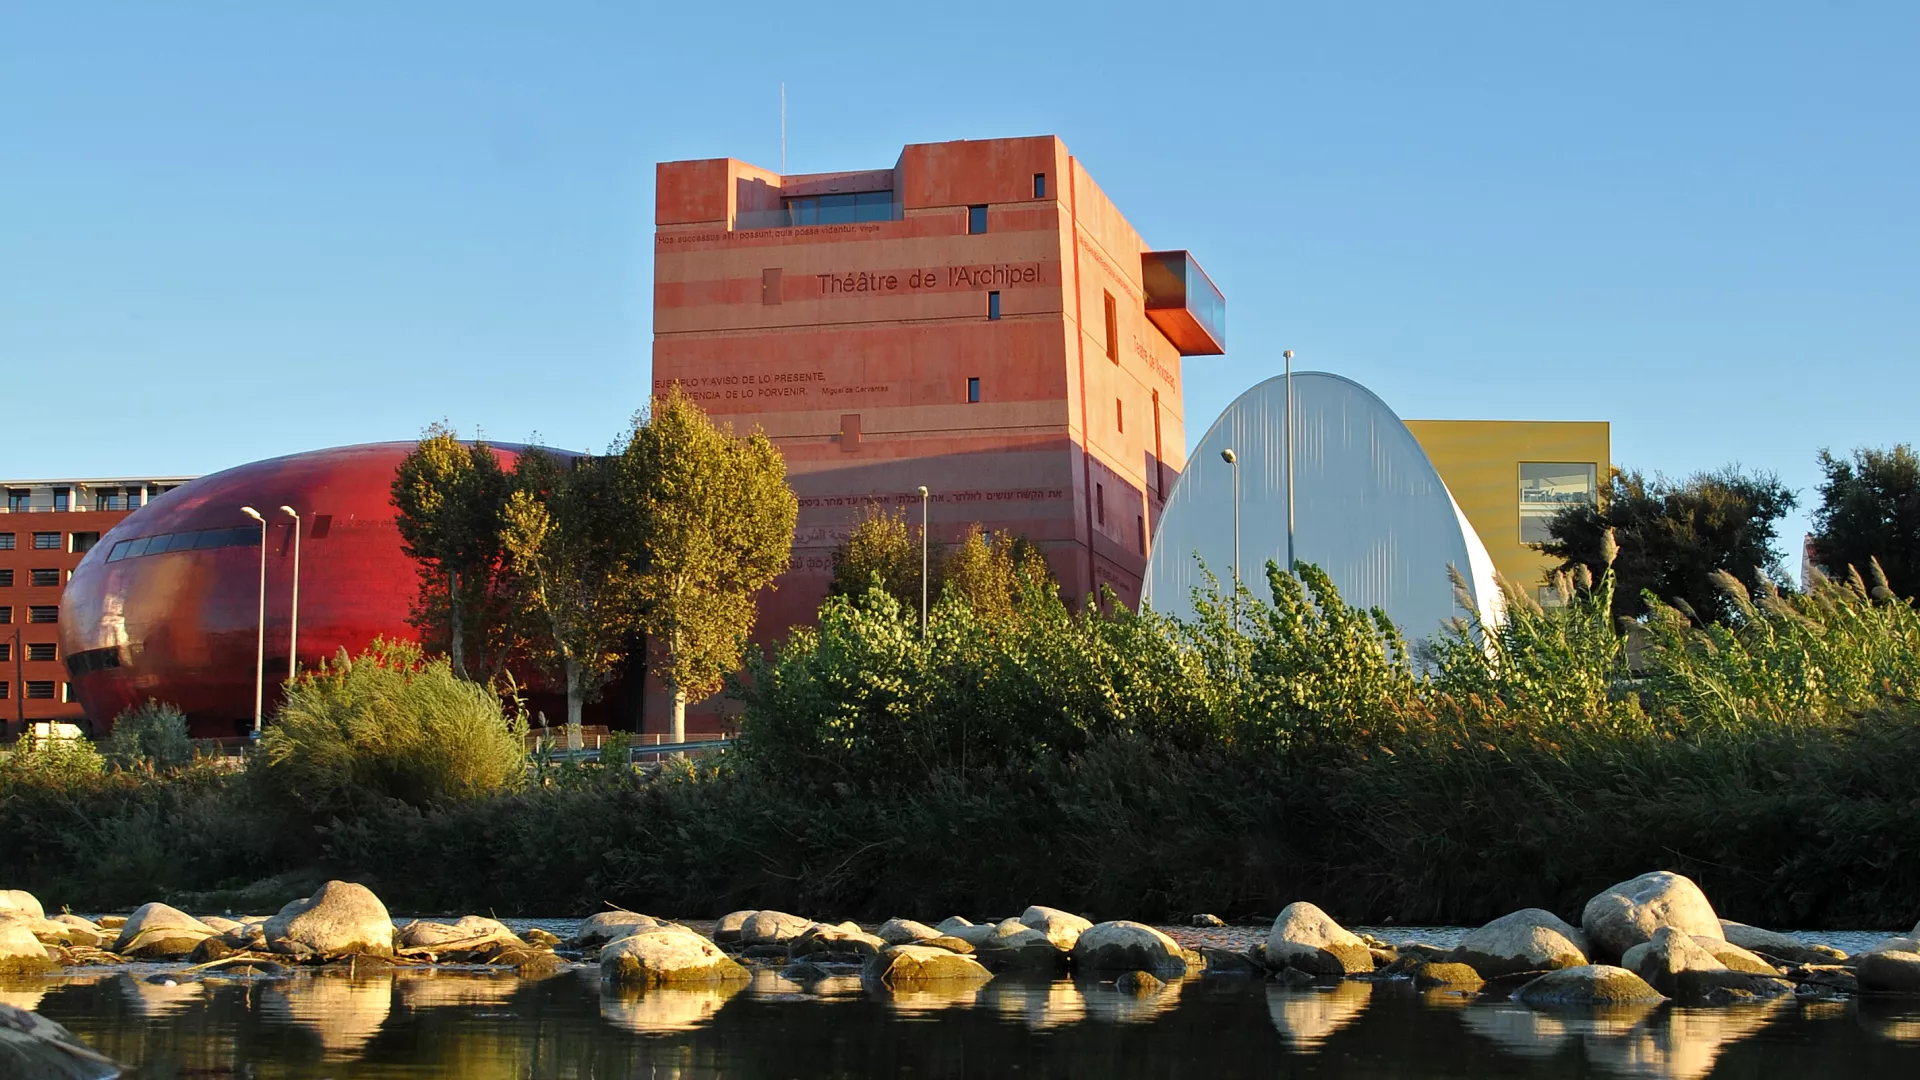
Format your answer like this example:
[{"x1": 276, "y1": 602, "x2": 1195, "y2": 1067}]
[
  {"x1": 70, "y1": 532, "x2": 98, "y2": 554},
  {"x1": 967, "y1": 204, "x2": 987, "y2": 234},
  {"x1": 1519, "y1": 463, "x2": 1599, "y2": 545},
  {"x1": 966, "y1": 377, "x2": 981, "y2": 404},
  {"x1": 29, "y1": 569, "x2": 57, "y2": 588},
  {"x1": 25, "y1": 681, "x2": 54, "y2": 700},
  {"x1": 94, "y1": 489, "x2": 131, "y2": 511},
  {"x1": 63, "y1": 682, "x2": 75, "y2": 703},
  {"x1": 0, "y1": 533, "x2": 13, "y2": 550},
  {"x1": 5, "y1": 491, "x2": 26, "y2": 512},
  {"x1": 1116, "y1": 399, "x2": 1124, "y2": 434},
  {"x1": 127, "y1": 488, "x2": 142, "y2": 508},
  {"x1": 0, "y1": 643, "x2": 8, "y2": 662},
  {"x1": 987, "y1": 291, "x2": 1001, "y2": 320},
  {"x1": 1152, "y1": 391, "x2": 1166, "y2": 500},
  {"x1": 29, "y1": 606, "x2": 56, "y2": 624},
  {"x1": 1137, "y1": 514, "x2": 1147, "y2": 554},
  {"x1": 0, "y1": 606, "x2": 9, "y2": 623},
  {"x1": 27, "y1": 643, "x2": 54, "y2": 662},
  {"x1": 33, "y1": 532, "x2": 60, "y2": 550},
  {"x1": 0, "y1": 570, "x2": 10, "y2": 587},
  {"x1": 780, "y1": 191, "x2": 894, "y2": 227},
  {"x1": 1104, "y1": 292, "x2": 1119, "y2": 363},
  {"x1": 1033, "y1": 173, "x2": 1047, "y2": 199},
  {"x1": 53, "y1": 488, "x2": 69, "y2": 512},
  {"x1": 0, "y1": 683, "x2": 7, "y2": 699},
  {"x1": 1096, "y1": 483, "x2": 1106, "y2": 526},
  {"x1": 149, "y1": 485, "x2": 174, "y2": 498}
]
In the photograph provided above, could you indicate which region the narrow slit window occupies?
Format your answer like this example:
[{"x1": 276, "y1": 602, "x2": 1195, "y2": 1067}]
[
  {"x1": 1096, "y1": 483, "x2": 1106, "y2": 526},
  {"x1": 967, "y1": 205, "x2": 988, "y2": 234},
  {"x1": 1152, "y1": 390, "x2": 1166, "y2": 500},
  {"x1": 1033, "y1": 173, "x2": 1047, "y2": 198},
  {"x1": 1137, "y1": 514, "x2": 1147, "y2": 554},
  {"x1": 987, "y1": 291, "x2": 1001, "y2": 320},
  {"x1": 1104, "y1": 292, "x2": 1118, "y2": 363},
  {"x1": 966, "y1": 377, "x2": 981, "y2": 404},
  {"x1": 1116, "y1": 399, "x2": 1124, "y2": 434}
]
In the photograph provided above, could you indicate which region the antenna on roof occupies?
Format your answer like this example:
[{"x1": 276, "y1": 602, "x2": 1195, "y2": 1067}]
[{"x1": 780, "y1": 82, "x2": 787, "y2": 175}]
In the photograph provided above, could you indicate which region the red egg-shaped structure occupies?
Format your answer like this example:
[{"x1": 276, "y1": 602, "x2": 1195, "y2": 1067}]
[{"x1": 59, "y1": 443, "x2": 502, "y2": 737}]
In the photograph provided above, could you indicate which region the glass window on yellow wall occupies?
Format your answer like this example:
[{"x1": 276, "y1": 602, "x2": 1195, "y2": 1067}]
[
  {"x1": 1519, "y1": 463, "x2": 1598, "y2": 545},
  {"x1": 1103, "y1": 292, "x2": 1118, "y2": 363}
]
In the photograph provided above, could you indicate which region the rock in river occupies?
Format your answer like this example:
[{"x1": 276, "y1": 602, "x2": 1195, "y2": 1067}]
[
  {"x1": 0, "y1": 891, "x2": 44, "y2": 921},
  {"x1": 1071, "y1": 921, "x2": 1189, "y2": 978},
  {"x1": 1265, "y1": 902, "x2": 1372, "y2": 977},
  {"x1": 876, "y1": 918, "x2": 941, "y2": 945},
  {"x1": 0, "y1": 1000, "x2": 119, "y2": 1080},
  {"x1": 265, "y1": 881, "x2": 395, "y2": 959},
  {"x1": 113, "y1": 902, "x2": 217, "y2": 960},
  {"x1": 574, "y1": 911, "x2": 662, "y2": 948},
  {"x1": 1020, "y1": 906, "x2": 1092, "y2": 951},
  {"x1": 0, "y1": 919, "x2": 53, "y2": 975},
  {"x1": 739, "y1": 910, "x2": 815, "y2": 947},
  {"x1": 1510, "y1": 965, "x2": 1667, "y2": 1006},
  {"x1": 864, "y1": 944, "x2": 993, "y2": 986},
  {"x1": 1449, "y1": 908, "x2": 1589, "y2": 978},
  {"x1": 1624, "y1": 926, "x2": 1791, "y2": 1004},
  {"x1": 602, "y1": 930, "x2": 749, "y2": 987},
  {"x1": 1581, "y1": 871, "x2": 1724, "y2": 962}
]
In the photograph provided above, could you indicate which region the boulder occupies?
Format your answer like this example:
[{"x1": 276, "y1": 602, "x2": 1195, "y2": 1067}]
[
  {"x1": 1581, "y1": 871, "x2": 1723, "y2": 962},
  {"x1": 0, "y1": 919, "x2": 53, "y2": 974},
  {"x1": 113, "y1": 903, "x2": 217, "y2": 960},
  {"x1": 1510, "y1": 965, "x2": 1667, "y2": 1006},
  {"x1": 1070, "y1": 921, "x2": 1189, "y2": 978},
  {"x1": 190, "y1": 937, "x2": 238, "y2": 963},
  {"x1": 0, "y1": 1000, "x2": 120, "y2": 1080},
  {"x1": 975, "y1": 919, "x2": 1066, "y2": 970},
  {"x1": 1200, "y1": 946, "x2": 1265, "y2": 976},
  {"x1": 1858, "y1": 949, "x2": 1920, "y2": 994},
  {"x1": 1191, "y1": 913, "x2": 1227, "y2": 928},
  {"x1": 398, "y1": 916, "x2": 519, "y2": 950},
  {"x1": 0, "y1": 891, "x2": 43, "y2": 920},
  {"x1": 522, "y1": 928, "x2": 563, "y2": 948},
  {"x1": 1720, "y1": 920, "x2": 1830, "y2": 965},
  {"x1": 1448, "y1": 908, "x2": 1589, "y2": 978},
  {"x1": 1624, "y1": 927, "x2": 1792, "y2": 1004},
  {"x1": 1115, "y1": 970, "x2": 1164, "y2": 996},
  {"x1": 574, "y1": 911, "x2": 662, "y2": 948},
  {"x1": 934, "y1": 916, "x2": 975, "y2": 934},
  {"x1": 789, "y1": 925, "x2": 887, "y2": 962},
  {"x1": 1019, "y1": 906, "x2": 1093, "y2": 951},
  {"x1": 863, "y1": 944, "x2": 993, "y2": 986},
  {"x1": 263, "y1": 881, "x2": 395, "y2": 959},
  {"x1": 738, "y1": 910, "x2": 815, "y2": 947},
  {"x1": 1409, "y1": 961, "x2": 1486, "y2": 990},
  {"x1": 601, "y1": 930, "x2": 750, "y2": 986},
  {"x1": 712, "y1": 910, "x2": 756, "y2": 944},
  {"x1": 1265, "y1": 902, "x2": 1372, "y2": 977},
  {"x1": 1699, "y1": 938, "x2": 1781, "y2": 975},
  {"x1": 920, "y1": 935, "x2": 975, "y2": 954},
  {"x1": 0, "y1": 913, "x2": 100, "y2": 950},
  {"x1": 876, "y1": 918, "x2": 941, "y2": 945}
]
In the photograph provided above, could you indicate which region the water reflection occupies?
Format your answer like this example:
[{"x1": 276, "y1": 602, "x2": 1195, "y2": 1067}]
[
  {"x1": 118, "y1": 971, "x2": 207, "y2": 1017},
  {"x1": 1460, "y1": 1004, "x2": 1571, "y2": 1057},
  {"x1": 980, "y1": 975, "x2": 1087, "y2": 1030},
  {"x1": 1583, "y1": 1002, "x2": 1783, "y2": 1080},
  {"x1": 1858, "y1": 998, "x2": 1920, "y2": 1043},
  {"x1": 395, "y1": 969, "x2": 525, "y2": 1010},
  {"x1": 261, "y1": 973, "x2": 393, "y2": 1058},
  {"x1": 600, "y1": 982, "x2": 744, "y2": 1034},
  {"x1": 1266, "y1": 980, "x2": 1371, "y2": 1050}
]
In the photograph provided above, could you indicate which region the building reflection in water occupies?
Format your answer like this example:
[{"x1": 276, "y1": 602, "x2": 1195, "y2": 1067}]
[{"x1": 1267, "y1": 982, "x2": 1372, "y2": 1051}]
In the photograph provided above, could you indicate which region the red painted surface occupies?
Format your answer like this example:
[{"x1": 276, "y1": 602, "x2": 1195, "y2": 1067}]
[
  {"x1": 1, "y1": 508, "x2": 138, "y2": 735},
  {"x1": 59, "y1": 444, "x2": 460, "y2": 736}
]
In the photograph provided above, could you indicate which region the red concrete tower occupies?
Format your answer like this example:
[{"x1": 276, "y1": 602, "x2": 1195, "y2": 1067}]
[{"x1": 652, "y1": 135, "x2": 1224, "y2": 637}]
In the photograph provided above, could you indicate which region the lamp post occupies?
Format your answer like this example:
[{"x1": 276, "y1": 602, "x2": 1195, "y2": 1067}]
[
  {"x1": 917, "y1": 486, "x2": 929, "y2": 638},
  {"x1": 1220, "y1": 449, "x2": 1239, "y2": 586},
  {"x1": 1283, "y1": 349, "x2": 1296, "y2": 575},
  {"x1": 240, "y1": 506, "x2": 267, "y2": 736},
  {"x1": 279, "y1": 505, "x2": 301, "y2": 683}
]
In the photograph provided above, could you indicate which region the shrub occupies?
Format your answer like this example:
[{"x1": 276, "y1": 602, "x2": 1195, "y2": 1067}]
[
  {"x1": 0, "y1": 733, "x2": 105, "y2": 789},
  {"x1": 252, "y1": 639, "x2": 527, "y2": 819},
  {"x1": 103, "y1": 700, "x2": 194, "y2": 771}
]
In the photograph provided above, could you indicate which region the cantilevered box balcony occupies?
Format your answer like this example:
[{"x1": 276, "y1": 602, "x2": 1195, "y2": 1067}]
[{"x1": 1141, "y1": 251, "x2": 1226, "y2": 355}]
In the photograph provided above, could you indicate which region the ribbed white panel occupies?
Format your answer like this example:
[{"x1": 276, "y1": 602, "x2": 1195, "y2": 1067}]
[{"x1": 1143, "y1": 372, "x2": 1502, "y2": 640}]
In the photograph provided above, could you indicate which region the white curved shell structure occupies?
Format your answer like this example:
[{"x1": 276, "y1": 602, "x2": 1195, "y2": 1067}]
[{"x1": 1144, "y1": 372, "x2": 1502, "y2": 640}]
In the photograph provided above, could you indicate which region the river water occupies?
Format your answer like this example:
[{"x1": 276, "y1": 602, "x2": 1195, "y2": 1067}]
[{"x1": 9, "y1": 922, "x2": 1917, "y2": 1078}]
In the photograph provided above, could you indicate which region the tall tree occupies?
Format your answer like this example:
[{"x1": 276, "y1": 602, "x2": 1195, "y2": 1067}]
[
  {"x1": 828, "y1": 503, "x2": 936, "y2": 611},
  {"x1": 625, "y1": 386, "x2": 799, "y2": 741},
  {"x1": 390, "y1": 425, "x2": 517, "y2": 679},
  {"x1": 1537, "y1": 466, "x2": 1797, "y2": 623},
  {"x1": 940, "y1": 525, "x2": 1058, "y2": 622},
  {"x1": 500, "y1": 449, "x2": 637, "y2": 731},
  {"x1": 1810, "y1": 444, "x2": 1920, "y2": 598}
]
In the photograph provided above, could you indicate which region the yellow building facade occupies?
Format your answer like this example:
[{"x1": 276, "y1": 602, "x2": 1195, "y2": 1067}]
[{"x1": 1403, "y1": 420, "x2": 1611, "y2": 597}]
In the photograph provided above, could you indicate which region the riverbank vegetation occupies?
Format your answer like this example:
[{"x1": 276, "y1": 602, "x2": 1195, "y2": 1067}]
[{"x1": 4, "y1": 535, "x2": 1918, "y2": 929}]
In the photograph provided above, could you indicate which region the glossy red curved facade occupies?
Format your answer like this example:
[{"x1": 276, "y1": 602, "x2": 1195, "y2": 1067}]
[{"x1": 59, "y1": 443, "x2": 431, "y2": 736}]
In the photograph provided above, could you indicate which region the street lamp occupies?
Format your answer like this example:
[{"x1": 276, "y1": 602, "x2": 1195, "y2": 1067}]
[
  {"x1": 917, "y1": 486, "x2": 930, "y2": 638},
  {"x1": 1283, "y1": 349, "x2": 1296, "y2": 575},
  {"x1": 1220, "y1": 449, "x2": 1239, "y2": 587},
  {"x1": 280, "y1": 505, "x2": 301, "y2": 683},
  {"x1": 240, "y1": 506, "x2": 267, "y2": 736}
]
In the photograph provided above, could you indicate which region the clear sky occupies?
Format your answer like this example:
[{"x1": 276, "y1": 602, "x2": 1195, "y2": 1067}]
[{"x1": 4, "y1": 3, "x2": 1915, "y2": 568}]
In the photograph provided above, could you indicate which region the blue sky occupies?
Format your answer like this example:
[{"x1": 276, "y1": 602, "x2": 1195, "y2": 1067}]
[{"x1": 4, "y1": 3, "x2": 1915, "y2": 567}]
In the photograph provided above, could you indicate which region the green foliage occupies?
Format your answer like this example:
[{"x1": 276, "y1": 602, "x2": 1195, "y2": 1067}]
[
  {"x1": 0, "y1": 734, "x2": 105, "y2": 789},
  {"x1": 827, "y1": 503, "x2": 927, "y2": 611},
  {"x1": 253, "y1": 640, "x2": 527, "y2": 819},
  {"x1": 390, "y1": 424, "x2": 523, "y2": 679},
  {"x1": 1538, "y1": 466, "x2": 1798, "y2": 622},
  {"x1": 626, "y1": 384, "x2": 799, "y2": 720},
  {"x1": 1810, "y1": 443, "x2": 1920, "y2": 598},
  {"x1": 102, "y1": 701, "x2": 195, "y2": 771}
]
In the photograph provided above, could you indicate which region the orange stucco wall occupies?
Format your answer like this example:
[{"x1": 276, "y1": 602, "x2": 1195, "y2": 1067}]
[{"x1": 652, "y1": 135, "x2": 1196, "y2": 655}]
